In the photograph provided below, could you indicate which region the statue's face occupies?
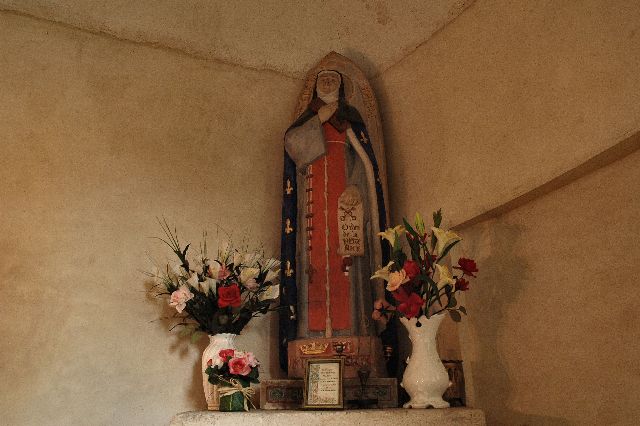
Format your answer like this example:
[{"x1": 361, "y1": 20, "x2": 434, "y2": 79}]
[{"x1": 316, "y1": 72, "x2": 341, "y2": 97}]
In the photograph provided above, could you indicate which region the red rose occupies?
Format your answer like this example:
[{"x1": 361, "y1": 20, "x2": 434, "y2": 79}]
[
  {"x1": 403, "y1": 260, "x2": 420, "y2": 280},
  {"x1": 455, "y1": 277, "x2": 470, "y2": 291},
  {"x1": 217, "y1": 283, "x2": 242, "y2": 308},
  {"x1": 218, "y1": 349, "x2": 235, "y2": 360},
  {"x1": 454, "y1": 258, "x2": 478, "y2": 277},
  {"x1": 206, "y1": 358, "x2": 213, "y2": 367},
  {"x1": 392, "y1": 287, "x2": 424, "y2": 319},
  {"x1": 228, "y1": 356, "x2": 252, "y2": 376}
]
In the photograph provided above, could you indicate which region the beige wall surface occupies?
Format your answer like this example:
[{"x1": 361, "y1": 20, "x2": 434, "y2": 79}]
[
  {"x1": 0, "y1": 0, "x2": 472, "y2": 78},
  {"x1": 373, "y1": 0, "x2": 640, "y2": 423},
  {"x1": 458, "y1": 148, "x2": 640, "y2": 425},
  {"x1": 375, "y1": 0, "x2": 640, "y2": 227},
  {"x1": 2, "y1": 0, "x2": 640, "y2": 424},
  {"x1": 0, "y1": 12, "x2": 298, "y2": 425}
]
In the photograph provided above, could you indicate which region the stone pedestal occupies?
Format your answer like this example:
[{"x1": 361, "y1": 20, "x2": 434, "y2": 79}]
[
  {"x1": 288, "y1": 336, "x2": 385, "y2": 379},
  {"x1": 170, "y1": 408, "x2": 486, "y2": 426}
]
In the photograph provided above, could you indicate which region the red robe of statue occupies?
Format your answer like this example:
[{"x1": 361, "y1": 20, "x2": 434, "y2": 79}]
[{"x1": 306, "y1": 122, "x2": 351, "y2": 334}]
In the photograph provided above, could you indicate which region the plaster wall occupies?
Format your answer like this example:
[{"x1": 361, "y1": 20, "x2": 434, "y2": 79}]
[
  {"x1": 458, "y1": 149, "x2": 640, "y2": 425},
  {"x1": 375, "y1": 0, "x2": 640, "y2": 227},
  {"x1": 0, "y1": 12, "x2": 297, "y2": 425},
  {"x1": 0, "y1": 0, "x2": 472, "y2": 78},
  {"x1": 373, "y1": 0, "x2": 640, "y2": 423}
]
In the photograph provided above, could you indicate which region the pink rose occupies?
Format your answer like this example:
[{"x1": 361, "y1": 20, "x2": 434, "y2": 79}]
[
  {"x1": 228, "y1": 356, "x2": 252, "y2": 376},
  {"x1": 218, "y1": 349, "x2": 235, "y2": 361},
  {"x1": 243, "y1": 352, "x2": 259, "y2": 368},
  {"x1": 169, "y1": 285, "x2": 194, "y2": 313},
  {"x1": 218, "y1": 264, "x2": 231, "y2": 280}
]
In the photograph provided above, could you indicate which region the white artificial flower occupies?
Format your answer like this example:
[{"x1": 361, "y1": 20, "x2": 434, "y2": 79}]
[
  {"x1": 239, "y1": 267, "x2": 260, "y2": 284},
  {"x1": 377, "y1": 225, "x2": 405, "y2": 248},
  {"x1": 243, "y1": 278, "x2": 259, "y2": 292},
  {"x1": 169, "y1": 285, "x2": 194, "y2": 313},
  {"x1": 431, "y1": 227, "x2": 461, "y2": 257},
  {"x1": 217, "y1": 242, "x2": 230, "y2": 261},
  {"x1": 258, "y1": 284, "x2": 280, "y2": 302},
  {"x1": 264, "y1": 269, "x2": 280, "y2": 283},
  {"x1": 186, "y1": 273, "x2": 199, "y2": 288},
  {"x1": 200, "y1": 278, "x2": 216, "y2": 294},
  {"x1": 208, "y1": 262, "x2": 221, "y2": 279},
  {"x1": 243, "y1": 252, "x2": 259, "y2": 266},
  {"x1": 371, "y1": 261, "x2": 395, "y2": 281},
  {"x1": 233, "y1": 251, "x2": 243, "y2": 266},
  {"x1": 435, "y1": 264, "x2": 455, "y2": 289},
  {"x1": 264, "y1": 258, "x2": 280, "y2": 269},
  {"x1": 170, "y1": 263, "x2": 183, "y2": 278},
  {"x1": 386, "y1": 270, "x2": 409, "y2": 291}
]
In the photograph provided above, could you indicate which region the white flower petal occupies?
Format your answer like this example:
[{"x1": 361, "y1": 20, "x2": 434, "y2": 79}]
[
  {"x1": 239, "y1": 267, "x2": 260, "y2": 284},
  {"x1": 431, "y1": 227, "x2": 461, "y2": 257},
  {"x1": 258, "y1": 284, "x2": 280, "y2": 302},
  {"x1": 264, "y1": 269, "x2": 280, "y2": 283}
]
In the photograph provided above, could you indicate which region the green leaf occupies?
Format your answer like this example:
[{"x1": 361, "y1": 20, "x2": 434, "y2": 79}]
[
  {"x1": 248, "y1": 368, "x2": 260, "y2": 380},
  {"x1": 433, "y1": 209, "x2": 443, "y2": 228},
  {"x1": 447, "y1": 294, "x2": 457, "y2": 308},
  {"x1": 449, "y1": 310, "x2": 462, "y2": 322},
  {"x1": 393, "y1": 250, "x2": 407, "y2": 268},
  {"x1": 459, "y1": 306, "x2": 467, "y2": 315},
  {"x1": 403, "y1": 218, "x2": 419, "y2": 239},
  {"x1": 437, "y1": 239, "x2": 461, "y2": 262},
  {"x1": 415, "y1": 212, "x2": 425, "y2": 235}
]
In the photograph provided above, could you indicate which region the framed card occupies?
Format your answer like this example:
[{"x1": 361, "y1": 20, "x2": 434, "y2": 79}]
[{"x1": 302, "y1": 358, "x2": 344, "y2": 409}]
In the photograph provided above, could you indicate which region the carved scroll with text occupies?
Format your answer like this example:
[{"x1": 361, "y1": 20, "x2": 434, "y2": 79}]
[{"x1": 337, "y1": 185, "x2": 364, "y2": 257}]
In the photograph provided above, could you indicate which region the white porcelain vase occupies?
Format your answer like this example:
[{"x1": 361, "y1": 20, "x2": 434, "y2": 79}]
[
  {"x1": 400, "y1": 314, "x2": 450, "y2": 408},
  {"x1": 202, "y1": 333, "x2": 237, "y2": 410}
]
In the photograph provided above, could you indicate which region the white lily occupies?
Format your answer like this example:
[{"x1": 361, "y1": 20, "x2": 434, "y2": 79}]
[
  {"x1": 244, "y1": 252, "x2": 259, "y2": 266},
  {"x1": 200, "y1": 278, "x2": 216, "y2": 294},
  {"x1": 239, "y1": 267, "x2": 260, "y2": 284},
  {"x1": 264, "y1": 269, "x2": 280, "y2": 283},
  {"x1": 435, "y1": 264, "x2": 455, "y2": 289},
  {"x1": 170, "y1": 263, "x2": 183, "y2": 278},
  {"x1": 371, "y1": 261, "x2": 395, "y2": 281},
  {"x1": 208, "y1": 262, "x2": 221, "y2": 279},
  {"x1": 378, "y1": 225, "x2": 405, "y2": 248},
  {"x1": 217, "y1": 242, "x2": 230, "y2": 262},
  {"x1": 265, "y1": 258, "x2": 280, "y2": 269},
  {"x1": 258, "y1": 284, "x2": 280, "y2": 302},
  {"x1": 431, "y1": 227, "x2": 461, "y2": 257},
  {"x1": 233, "y1": 251, "x2": 243, "y2": 267},
  {"x1": 186, "y1": 272, "x2": 199, "y2": 288}
]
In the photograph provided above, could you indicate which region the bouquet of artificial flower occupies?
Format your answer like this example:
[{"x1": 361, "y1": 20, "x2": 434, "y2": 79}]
[
  {"x1": 149, "y1": 219, "x2": 280, "y2": 338},
  {"x1": 371, "y1": 210, "x2": 478, "y2": 324},
  {"x1": 205, "y1": 349, "x2": 260, "y2": 411}
]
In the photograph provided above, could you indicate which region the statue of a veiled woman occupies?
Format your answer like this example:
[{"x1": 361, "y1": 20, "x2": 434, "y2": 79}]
[{"x1": 279, "y1": 53, "x2": 394, "y2": 378}]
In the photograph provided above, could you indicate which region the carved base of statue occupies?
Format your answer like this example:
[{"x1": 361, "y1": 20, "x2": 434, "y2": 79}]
[{"x1": 287, "y1": 336, "x2": 385, "y2": 379}]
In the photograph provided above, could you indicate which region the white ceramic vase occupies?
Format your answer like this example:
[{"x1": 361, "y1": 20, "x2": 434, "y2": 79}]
[
  {"x1": 400, "y1": 314, "x2": 450, "y2": 408},
  {"x1": 202, "y1": 333, "x2": 237, "y2": 410}
]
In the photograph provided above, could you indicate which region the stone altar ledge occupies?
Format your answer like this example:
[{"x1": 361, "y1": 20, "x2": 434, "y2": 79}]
[{"x1": 170, "y1": 408, "x2": 486, "y2": 426}]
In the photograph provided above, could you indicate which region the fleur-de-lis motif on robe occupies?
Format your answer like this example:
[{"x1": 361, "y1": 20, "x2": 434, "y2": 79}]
[
  {"x1": 285, "y1": 260, "x2": 294, "y2": 277},
  {"x1": 285, "y1": 218, "x2": 293, "y2": 234}
]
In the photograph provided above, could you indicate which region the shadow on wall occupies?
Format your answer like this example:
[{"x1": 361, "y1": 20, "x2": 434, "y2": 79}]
[
  {"x1": 144, "y1": 278, "x2": 208, "y2": 410},
  {"x1": 466, "y1": 220, "x2": 569, "y2": 426}
]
